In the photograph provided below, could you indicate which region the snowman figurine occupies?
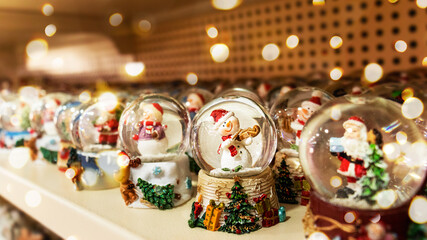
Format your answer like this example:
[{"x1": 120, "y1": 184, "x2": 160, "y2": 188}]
[
  {"x1": 290, "y1": 90, "x2": 322, "y2": 145},
  {"x1": 210, "y1": 109, "x2": 258, "y2": 171},
  {"x1": 133, "y1": 103, "x2": 168, "y2": 156}
]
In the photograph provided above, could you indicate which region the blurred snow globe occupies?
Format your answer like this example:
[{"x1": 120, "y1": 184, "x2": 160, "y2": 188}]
[
  {"x1": 270, "y1": 87, "x2": 333, "y2": 150},
  {"x1": 324, "y1": 79, "x2": 367, "y2": 98},
  {"x1": 191, "y1": 95, "x2": 276, "y2": 178},
  {"x1": 0, "y1": 98, "x2": 32, "y2": 148},
  {"x1": 69, "y1": 102, "x2": 93, "y2": 150},
  {"x1": 119, "y1": 94, "x2": 190, "y2": 161},
  {"x1": 299, "y1": 95, "x2": 427, "y2": 210},
  {"x1": 30, "y1": 93, "x2": 72, "y2": 136},
  {"x1": 54, "y1": 101, "x2": 82, "y2": 143},
  {"x1": 177, "y1": 88, "x2": 213, "y2": 120},
  {"x1": 78, "y1": 93, "x2": 123, "y2": 152}
]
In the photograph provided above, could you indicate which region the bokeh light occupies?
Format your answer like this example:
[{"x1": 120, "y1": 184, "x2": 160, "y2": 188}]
[
  {"x1": 388, "y1": 0, "x2": 399, "y2": 3},
  {"x1": 186, "y1": 72, "x2": 198, "y2": 85},
  {"x1": 206, "y1": 26, "x2": 218, "y2": 38},
  {"x1": 211, "y1": 0, "x2": 242, "y2": 10},
  {"x1": 25, "y1": 190, "x2": 42, "y2": 208},
  {"x1": 376, "y1": 189, "x2": 397, "y2": 209},
  {"x1": 42, "y1": 3, "x2": 54, "y2": 16},
  {"x1": 364, "y1": 63, "x2": 383, "y2": 83},
  {"x1": 210, "y1": 43, "x2": 229, "y2": 63},
  {"x1": 65, "y1": 168, "x2": 76, "y2": 179},
  {"x1": 402, "y1": 97, "x2": 424, "y2": 119},
  {"x1": 409, "y1": 196, "x2": 427, "y2": 224},
  {"x1": 422, "y1": 57, "x2": 427, "y2": 66},
  {"x1": 330, "y1": 67, "x2": 343, "y2": 81},
  {"x1": 394, "y1": 40, "x2": 407, "y2": 53},
  {"x1": 138, "y1": 19, "x2": 152, "y2": 32},
  {"x1": 383, "y1": 143, "x2": 401, "y2": 160},
  {"x1": 26, "y1": 39, "x2": 48, "y2": 60},
  {"x1": 262, "y1": 43, "x2": 280, "y2": 61},
  {"x1": 98, "y1": 92, "x2": 118, "y2": 112},
  {"x1": 313, "y1": 0, "x2": 325, "y2": 6},
  {"x1": 329, "y1": 36, "x2": 343, "y2": 49},
  {"x1": 286, "y1": 35, "x2": 299, "y2": 49},
  {"x1": 44, "y1": 24, "x2": 57, "y2": 37},
  {"x1": 401, "y1": 88, "x2": 414, "y2": 101},
  {"x1": 109, "y1": 13, "x2": 123, "y2": 27},
  {"x1": 308, "y1": 231, "x2": 329, "y2": 240},
  {"x1": 396, "y1": 131, "x2": 408, "y2": 145},
  {"x1": 330, "y1": 176, "x2": 342, "y2": 188},
  {"x1": 79, "y1": 90, "x2": 91, "y2": 103},
  {"x1": 344, "y1": 211, "x2": 356, "y2": 223},
  {"x1": 416, "y1": 0, "x2": 427, "y2": 8},
  {"x1": 51, "y1": 57, "x2": 64, "y2": 68},
  {"x1": 9, "y1": 147, "x2": 30, "y2": 169},
  {"x1": 125, "y1": 62, "x2": 145, "y2": 76}
]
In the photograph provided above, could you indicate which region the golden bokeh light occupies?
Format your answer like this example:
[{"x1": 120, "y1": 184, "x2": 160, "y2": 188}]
[
  {"x1": 329, "y1": 36, "x2": 343, "y2": 49},
  {"x1": 402, "y1": 97, "x2": 424, "y2": 119},
  {"x1": 383, "y1": 143, "x2": 401, "y2": 160},
  {"x1": 308, "y1": 232, "x2": 329, "y2": 240},
  {"x1": 65, "y1": 168, "x2": 76, "y2": 179},
  {"x1": 416, "y1": 0, "x2": 427, "y2": 8},
  {"x1": 41, "y1": 3, "x2": 54, "y2": 16},
  {"x1": 396, "y1": 131, "x2": 408, "y2": 145},
  {"x1": 44, "y1": 24, "x2": 57, "y2": 37},
  {"x1": 206, "y1": 26, "x2": 218, "y2": 38},
  {"x1": 394, "y1": 40, "x2": 407, "y2": 53},
  {"x1": 138, "y1": 20, "x2": 152, "y2": 32},
  {"x1": 99, "y1": 92, "x2": 118, "y2": 112},
  {"x1": 376, "y1": 189, "x2": 397, "y2": 209},
  {"x1": 364, "y1": 63, "x2": 383, "y2": 83},
  {"x1": 186, "y1": 72, "x2": 198, "y2": 85},
  {"x1": 388, "y1": 0, "x2": 399, "y2": 3},
  {"x1": 401, "y1": 88, "x2": 414, "y2": 101},
  {"x1": 210, "y1": 43, "x2": 230, "y2": 63},
  {"x1": 344, "y1": 211, "x2": 357, "y2": 223},
  {"x1": 286, "y1": 35, "x2": 299, "y2": 49},
  {"x1": 26, "y1": 39, "x2": 48, "y2": 60},
  {"x1": 262, "y1": 43, "x2": 280, "y2": 61},
  {"x1": 211, "y1": 0, "x2": 242, "y2": 10},
  {"x1": 330, "y1": 67, "x2": 343, "y2": 81},
  {"x1": 109, "y1": 13, "x2": 123, "y2": 27},
  {"x1": 422, "y1": 57, "x2": 427, "y2": 66},
  {"x1": 125, "y1": 62, "x2": 145, "y2": 77},
  {"x1": 313, "y1": 0, "x2": 325, "y2": 6},
  {"x1": 330, "y1": 176, "x2": 342, "y2": 188},
  {"x1": 409, "y1": 196, "x2": 427, "y2": 224},
  {"x1": 79, "y1": 91, "x2": 91, "y2": 103}
]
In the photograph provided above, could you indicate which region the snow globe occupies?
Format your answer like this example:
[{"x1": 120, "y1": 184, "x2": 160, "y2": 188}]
[
  {"x1": 115, "y1": 94, "x2": 193, "y2": 209},
  {"x1": 266, "y1": 85, "x2": 294, "y2": 108},
  {"x1": 54, "y1": 100, "x2": 82, "y2": 171},
  {"x1": 188, "y1": 95, "x2": 284, "y2": 233},
  {"x1": 29, "y1": 93, "x2": 71, "y2": 165},
  {"x1": 217, "y1": 87, "x2": 264, "y2": 107},
  {"x1": 270, "y1": 87, "x2": 333, "y2": 205},
  {"x1": 67, "y1": 92, "x2": 122, "y2": 190},
  {"x1": 178, "y1": 88, "x2": 213, "y2": 120},
  {"x1": 0, "y1": 98, "x2": 32, "y2": 150},
  {"x1": 324, "y1": 79, "x2": 366, "y2": 97},
  {"x1": 299, "y1": 96, "x2": 427, "y2": 239}
]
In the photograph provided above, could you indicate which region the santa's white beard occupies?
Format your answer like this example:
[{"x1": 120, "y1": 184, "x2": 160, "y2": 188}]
[{"x1": 342, "y1": 136, "x2": 369, "y2": 159}]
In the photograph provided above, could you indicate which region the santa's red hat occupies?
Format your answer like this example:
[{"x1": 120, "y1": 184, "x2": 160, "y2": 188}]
[
  {"x1": 210, "y1": 109, "x2": 234, "y2": 129},
  {"x1": 343, "y1": 116, "x2": 365, "y2": 128},
  {"x1": 189, "y1": 92, "x2": 205, "y2": 104},
  {"x1": 301, "y1": 90, "x2": 322, "y2": 111}
]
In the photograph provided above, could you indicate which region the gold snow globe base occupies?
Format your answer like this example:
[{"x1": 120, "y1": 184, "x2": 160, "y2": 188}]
[{"x1": 189, "y1": 167, "x2": 280, "y2": 232}]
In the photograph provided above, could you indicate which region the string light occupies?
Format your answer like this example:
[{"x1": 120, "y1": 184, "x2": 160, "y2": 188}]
[
  {"x1": 262, "y1": 43, "x2": 280, "y2": 61},
  {"x1": 41, "y1": 3, "x2": 54, "y2": 16},
  {"x1": 109, "y1": 13, "x2": 123, "y2": 27},
  {"x1": 26, "y1": 39, "x2": 48, "y2": 60},
  {"x1": 44, "y1": 24, "x2": 57, "y2": 37},
  {"x1": 402, "y1": 97, "x2": 424, "y2": 119},
  {"x1": 211, "y1": 0, "x2": 242, "y2": 10},
  {"x1": 422, "y1": 57, "x2": 427, "y2": 66},
  {"x1": 286, "y1": 35, "x2": 299, "y2": 49},
  {"x1": 206, "y1": 26, "x2": 218, "y2": 38},
  {"x1": 330, "y1": 67, "x2": 343, "y2": 81},
  {"x1": 313, "y1": 0, "x2": 325, "y2": 6},
  {"x1": 394, "y1": 40, "x2": 407, "y2": 53},
  {"x1": 138, "y1": 20, "x2": 151, "y2": 32},
  {"x1": 416, "y1": 0, "x2": 427, "y2": 8},
  {"x1": 329, "y1": 36, "x2": 343, "y2": 49},
  {"x1": 186, "y1": 72, "x2": 198, "y2": 85},
  {"x1": 364, "y1": 63, "x2": 383, "y2": 83},
  {"x1": 125, "y1": 62, "x2": 145, "y2": 76},
  {"x1": 210, "y1": 43, "x2": 229, "y2": 63}
]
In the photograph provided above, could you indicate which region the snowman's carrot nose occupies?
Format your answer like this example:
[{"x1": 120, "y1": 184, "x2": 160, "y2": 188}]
[{"x1": 226, "y1": 121, "x2": 231, "y2": 127}]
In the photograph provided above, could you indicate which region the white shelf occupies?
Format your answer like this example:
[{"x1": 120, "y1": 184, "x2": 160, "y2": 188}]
[{"x1": 0, "y1": 155, "x2": 306, "y2": 240}]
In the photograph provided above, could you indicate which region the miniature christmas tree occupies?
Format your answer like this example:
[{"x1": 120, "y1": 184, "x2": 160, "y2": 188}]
[
  {"x1": 219, "y1": 178, "x2": 260, "y2": 234},
  {"x1": 136, "y1": 178, "x2": 175, "y2": 210},
  {"x1": 275, "y1": 159, "x2": 298, "y2": 204},
  {"x1": 358, "y1": 143, "x2": 389, "y2": 205}
]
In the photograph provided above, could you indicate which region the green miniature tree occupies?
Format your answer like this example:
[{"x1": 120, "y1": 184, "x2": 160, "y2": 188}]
[
  {"x1": 136, "y1": 178, "x2": 174, "y2": 210},
  {"x1": 219, "y1": 179, "x2": 260, "y2": 234},
  {"x1": 275, "y1": 159, "x2": 298, "y2": 204},
  {"x1": 358, "y1": 143, "x2": 389, "y2": 205}
]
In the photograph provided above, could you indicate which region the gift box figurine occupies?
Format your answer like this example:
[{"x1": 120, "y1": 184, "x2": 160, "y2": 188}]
[
  {"x1": 64, "y1": 92, "x2": 122, "y2": 190},
  {"x1": 114, "y1": 94, "x2": 193, "y2": 209},
  {"x1": 299, "y1": 96, "x2": 427, "y2": 239},
  {"x1": 270, "y1": 87, "x2": 333, "y2": 205},
  {"x1": 29, "y1": 93, "x2": 72, "y2": 166},
  {"x1": 188, "y1": 95, "x2": 281, "y2": 234}
]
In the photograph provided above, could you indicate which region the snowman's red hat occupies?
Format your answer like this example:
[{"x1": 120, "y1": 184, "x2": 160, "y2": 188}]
[
  {"x1": 189, "y1": 92, "x2": 205, "y2": 104},
  {"x1": 301, "y1": 90, "x2": 322, "y2": 111},
  {"x1": 210, "y1": 109, "x2": 234, "y2": 129},
  {"x1": 140, "y1": 102, "x2": 163, "y2": 115}
]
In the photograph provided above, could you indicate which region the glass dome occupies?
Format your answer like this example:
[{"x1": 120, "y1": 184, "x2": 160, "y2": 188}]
[
  {"x1": 29, "y1": 93, "x2": 71, "y2": 135},
  {"x1": 54, "y1": 101, "x2": 82, "y2": 142},
  {"x1": 69, "y1": 102, "x2": 92, "y2": 150},
  {"x1": 177, "y1": 88, "x2": 214, "y2": 120},
  {"x1": 324, "y1": 80, "x2": 366, "y2": 98},
  {"x1": 270, "y1": 87, "x2": 334, "y2": 149},
  {"x1": 0, "y1": 99, "x2": 31, "y2": 132},
  {"x1": 299, "y1": 96, "x2": 427, "y2": 210},
  {"x1": 191, "y1": 95, "x2": 276, "y2": 178},
  {"x1": 216, "y1": 87, "x2": 264, "y2": 106},
  {"x1": 119, "y1": 94, "x2": 190, "y2": 161},
  {"x1": 78, "y1": 100, "x2": 124, "y2": 152}
]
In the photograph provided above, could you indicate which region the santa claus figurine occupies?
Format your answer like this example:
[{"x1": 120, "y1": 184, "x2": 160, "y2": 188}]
[
  {"x1": 210, "y1": 109, "x2": 254, "y2": 170},
  {"x1": 290, "y1": 90, "x2": 322, "y2": 145},
  {"x1": 186, "y1": 93, "x2": 205, "y2": 119},
  {"x1": 330, "y1": 116, "x2": 370, "y2": 198},
  {"x1": 133, "y1": 103, "x2": 168, "y2": 155},
  {"x1": 94, "y1": 109, "x2": 119, "y2": 146}
]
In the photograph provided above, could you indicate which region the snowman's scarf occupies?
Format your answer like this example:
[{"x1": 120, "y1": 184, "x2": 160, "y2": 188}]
[{"x1": 218, "y1": 135, "x2": 238, "y2": 157}]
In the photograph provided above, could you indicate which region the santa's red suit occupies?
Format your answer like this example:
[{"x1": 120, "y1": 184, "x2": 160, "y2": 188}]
[
  {"x1": 95, "y1": 119, "x2": 119, "y2": 145},
  {"x1": 336, "y1": 152, "x2": 366, "y2": 183}
]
